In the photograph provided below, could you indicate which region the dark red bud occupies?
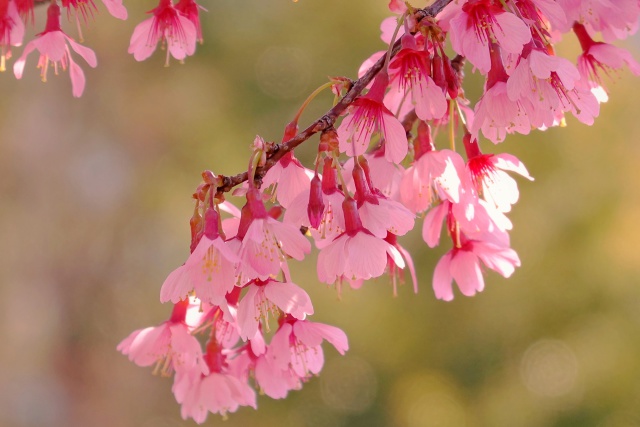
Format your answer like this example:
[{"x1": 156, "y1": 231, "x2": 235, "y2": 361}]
[
  {"x1": 342, "y1": 197, "x2": 363, "y2": 235},
  {"x1": 203, "y1": 207, "x2": 220, "y2": 240},
  {"x1": 415, "y1": 121, "x2": 435, "y2": 160},
  {"x1": 307, "y1": 174, "x2": 325, "y2": 229}
]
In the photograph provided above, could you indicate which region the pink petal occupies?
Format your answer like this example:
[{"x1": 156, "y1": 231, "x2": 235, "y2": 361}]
[
  {"x1": 346, "y1": 233, "x2": 389, "y2": 280},
  {"x1": 432, "y1": 252, "x2": 454, "y2": 301},
  {"x1": 493, "y1": 12, "x2": 531, "y2": 54},
  {"x1": 422, "y1": 202, "x2": 448, "y2": 248},
  {"x1": 101, "y1": 0, "x2": 128, "y2": 19},
  {"x1": 450, "y1": 250, "x2": 484, "y2": 297},
  {"x1": 66, "y1": 37, "x2": 98, "y2": 68},
  {"x1": 160, "y1": 264, "x2": 189, "y2": 303},
  {"x1": 13, "y1": 41, "x2": 37, "y2": 79},
  {"x1": 236, "y1": 286, "x2": 260, "y2": 340},
  {"x1": 128, "y1": 18, "x2": 157, "y2": 61},
  {"x1": 268, "y1": 323, "x2": 293, "y2": 370},
  {"x1": 381, "y1": 112, "x2": 409, "y2": 164},
  {"x1": 264, "y1": 281, "x2": 314, "y2": 319},
  {"x1": 34, "y1": 32, "x2": 67, "y2": 62}
]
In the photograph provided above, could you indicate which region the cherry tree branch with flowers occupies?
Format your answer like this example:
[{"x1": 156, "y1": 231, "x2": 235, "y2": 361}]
[{"x1": 4, "y1": 0, "x2": 640, "y2": 423}]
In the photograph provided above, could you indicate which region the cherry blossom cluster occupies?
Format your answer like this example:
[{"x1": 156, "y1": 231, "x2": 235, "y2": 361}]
[
  {"x1": 0, "y1": 0, "x2": 205, "y2": 96},
  {"x1": 116, "y1": 0, "x2": 640, "y2": 422}
]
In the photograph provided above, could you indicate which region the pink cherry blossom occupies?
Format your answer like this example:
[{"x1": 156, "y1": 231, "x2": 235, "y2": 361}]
[
  {"x1": 128, "y1": 0, "x2": 197, "y2": 65},
  {"x1": 337, "y1": 72, "x2": 408, "y2": 163},
  {"x1": 352, "y1": 160, "x2": 414, "y2": 238},
  {"x1": 511, "y1": 0, "x2": 567, "y2": 34},
  {"x1": 466, "y1": 151, "x2": 534, "y2": 213},
  {"x1": 268, "y1": 317, "x2": 348, "y2": 378},
  {"x1": 173, "y1": 369, "x2": 256, "y2": 423},
  {"x1": 316, "y1": 197, "x2": 405, "y2": 284},
  {"x1": 13, "y1": 3, "x2": 97, "y2": 97},
  {"x1": 236, "y1": 278, "x2": 314, "y2": 340},
  {"x1": 557, "y1": 0, "x2": 640, "y2": 41},
  {"x1": 507, "y1": 45, "x2": 600, "y2": 126},
  {"x1": 161, "y1": 208, "x2": 239, "y2": 305},
  {"x1": 400, "y1": 143, "x2": 465, "y2": 213},
  {"x1": 448, "y1": 0, "x2": 531, "y2": 73},
  {"x1": 261, "y1": 152, "x2": 312, "y2": 209},
  {"x1": 117, "y1": 299, "x2": 209, "y2": 376},
  {"x1": 574, "y1": 23, "x2": 640, "y2": 93},
  {"x1": 254, "y1": 353, "x2": 302, "y2": 399},
  {"x1": 433, "y1": 239, "x2": 521, "y2": 301},
  {"x1": 231, "y1": 188, "x2": 311, "y2": 283},
  {"x1": 387, "y1": 34, "x2": 447, "y2": 121}
]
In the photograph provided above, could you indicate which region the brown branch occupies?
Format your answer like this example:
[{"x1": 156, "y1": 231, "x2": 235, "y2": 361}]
[{"x1": 217, "y1": 0, "x2": 455, "y2": 194}]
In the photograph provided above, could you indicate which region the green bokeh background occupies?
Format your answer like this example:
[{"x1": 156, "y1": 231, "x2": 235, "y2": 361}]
[{"x1": 1, "y1": 1, "x2": 640, "y2": 426}]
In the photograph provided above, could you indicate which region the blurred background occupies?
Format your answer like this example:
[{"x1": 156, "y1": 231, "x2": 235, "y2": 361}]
[{"x1": 1, "y1": 1, "x2": 640, "y2": 426}]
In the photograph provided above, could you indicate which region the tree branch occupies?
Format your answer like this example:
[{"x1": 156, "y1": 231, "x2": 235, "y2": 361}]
[{"x1": 217, "y1": 0, "x2": 455, "y2": 194}]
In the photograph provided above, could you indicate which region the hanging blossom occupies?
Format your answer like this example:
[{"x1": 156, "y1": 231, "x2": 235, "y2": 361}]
[
  {"x1": 13, "y1": 2, "x2": 97, "y2": 97},
  {"x1": 337, "y1": 71, "x2": 408, "y2": 164},
  {"x1": 387, "y1": 34, "x2": 448, "y2": 122},
  {"x1": 444, "y1": 0, "x2": 531, "y2": 74},
  {"x1": 117, "y1": 298, "x2": 209, "y2": 377},
  {"x1": 573, "y1": 22, "x2": 640, "y2": 94},
  {"x1": 316, "y1": 196, "x2": 405, "y2": 284},
  {"x1": 160, "y1": 206, "x2": 239, "y2": 306},
  {"x1": 129, "y1": 0, "x2": 197, "y2": 65}
]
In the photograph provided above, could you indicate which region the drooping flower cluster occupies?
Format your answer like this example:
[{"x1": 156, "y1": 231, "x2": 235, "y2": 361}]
[
  {"x1": 113, "y1": 0, "x2": 640, "y2": 422},
  {"x1": 1, "y1": 0, "x2": 207, "y2": 96},
  {"x1": 119, "y1": 165, "x2": 348, "y2": 422}
]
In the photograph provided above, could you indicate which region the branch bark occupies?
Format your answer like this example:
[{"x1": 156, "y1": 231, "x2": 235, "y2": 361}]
[{"x1": 217, "y1": 0, "x2": 455, "y2": 194}]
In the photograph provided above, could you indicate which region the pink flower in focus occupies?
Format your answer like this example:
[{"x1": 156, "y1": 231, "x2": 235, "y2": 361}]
[
  {"x1": 117, "y1": 299, "x2": 209, "y2": 376},
  {"x1": 387, "y1": 34, "x2": 447, "y2": 121},
  {"x1": 448, "y1": 0, "x2": 531, "y2": 73},
  {"x1": 236, "y1": 278, "x2": 314, "y2": 340},
  {"x1": 433, "y1": 239, "x2": 521, "y2": 301},
  {"x1": 466, "y1": 151, "x2": 533, "y2": 213},
  {"x1": 254, "y1": 353, "x2": 302, "y2": 399},
  {"x1": 173, "y1": 369, "x2": 256, "y2": 423},
  {"x1": 13, "y1": 3, "x2": 97, "y2": 97},
  {"x1": 352, "y1": 160, "x2": 414, "y2": 239},
  {"x1": 507, "y1": 46, "x2": 600, "y2": 126},
  {"x1": 574, "y1": 23, "x2": 640, "y2": 93},
  {"x1": 261, "y1": 151, "x2": 312, "y2": 209},
  {"x1": 231, "y1": 188, "x2": 311, "y2": 283},
  {"x1": 317, "y1": 197, "x2": 405, "y2": 284},
  {"x1": 0, "y1": 0, "x2": 25, "y2": 71},
  {"x1": 338, "y1": 72, "x2": 408, "y2": 163},
  {"x1": 161, "y1": 208, "x2": 239, "y2": 305},
  {"x1": 128, "y1": 0, "x2": 196, "y2": 65},
  {"x1": 268, "y1": 317, "x2": 348, "y2": 378}
]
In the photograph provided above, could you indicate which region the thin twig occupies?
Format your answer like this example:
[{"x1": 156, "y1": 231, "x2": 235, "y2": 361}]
[{"x1": 217, "y1": 0, "x2": 455, "y2": 194}]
